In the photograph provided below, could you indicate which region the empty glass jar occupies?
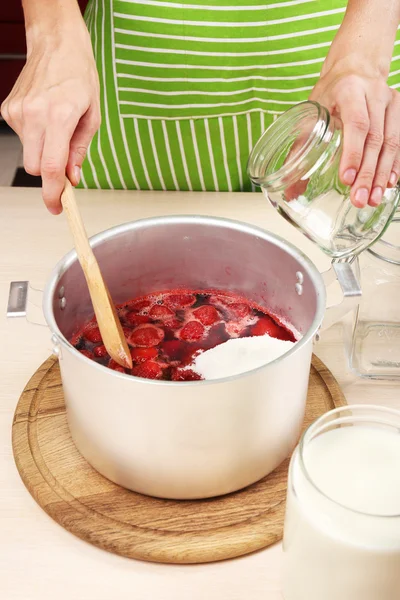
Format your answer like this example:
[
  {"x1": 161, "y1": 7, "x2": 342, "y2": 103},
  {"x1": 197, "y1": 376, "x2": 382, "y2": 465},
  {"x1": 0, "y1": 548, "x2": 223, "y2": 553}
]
[
  {"x1": 346, "y1": 217, "x2": 400, "y2": 379},
  {"x1": 248, "y1": 102, "x2": 399, "y2": 259}
]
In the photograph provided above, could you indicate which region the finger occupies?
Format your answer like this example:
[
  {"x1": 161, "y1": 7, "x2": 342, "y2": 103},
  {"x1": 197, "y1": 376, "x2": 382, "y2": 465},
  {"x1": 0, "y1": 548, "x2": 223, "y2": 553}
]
[
  {"x1": 338, "y1": 91, "x2": 370, "y2": 191},
  {"x1": 388, "y1": 149, "x2": 400, "y2": 188},
  {"x1": 0, "y1": 99, "x2": 10, "y2": 123},
  {"x1": 22, "y1": 128, "x2": 45, "y2": 176},
  {"x1": 21, "y1": 97, "x2": 48, "y2": 176},
  {"x1": 1, "y1": 95, "x2": 23, "y2": 137},
  {"x1": 41, "y1": 107, "x2": 80, "y2": 214},
  {"x1": 351, "y1": 98, "x2": 386, "y2": 208},
  {"x1": 1, "y1": 64, "x2": 29, "y2": 134},
  {"x1": 66, "y1": 104, "x2": 100, "y2": 186},
  {"x1": 370, "y1": 93, "x2": 400, "y2": 204}
]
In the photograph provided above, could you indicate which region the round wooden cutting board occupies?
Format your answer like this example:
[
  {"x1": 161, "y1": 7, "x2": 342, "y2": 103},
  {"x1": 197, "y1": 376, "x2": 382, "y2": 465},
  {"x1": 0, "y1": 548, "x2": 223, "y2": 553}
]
[{"x1": 12, "y1": 355, "x2": 346, "y2": 564}]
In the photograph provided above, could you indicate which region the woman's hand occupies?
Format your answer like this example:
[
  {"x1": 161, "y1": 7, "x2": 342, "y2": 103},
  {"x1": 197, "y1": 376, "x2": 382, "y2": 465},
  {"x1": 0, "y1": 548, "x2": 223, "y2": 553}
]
[
  {"x1": 311, "y1": 0, "x2": 400, "y2": 209},
  {"x1": 1, "y1": 9, "x2": 100, "y2": 214},
  {"x1": 310, "y1": 58, "x2": 400, "y2": 208}
]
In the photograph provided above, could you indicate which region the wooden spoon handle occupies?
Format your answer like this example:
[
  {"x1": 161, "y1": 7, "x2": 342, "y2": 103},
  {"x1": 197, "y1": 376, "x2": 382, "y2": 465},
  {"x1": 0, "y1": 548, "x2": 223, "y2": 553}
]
[
  {"x1": 61, "y1": 179, "x2": 95, "y2": 269},
  {"x1": 61, "y1": 179, "x2": 132, "y2": 369}
]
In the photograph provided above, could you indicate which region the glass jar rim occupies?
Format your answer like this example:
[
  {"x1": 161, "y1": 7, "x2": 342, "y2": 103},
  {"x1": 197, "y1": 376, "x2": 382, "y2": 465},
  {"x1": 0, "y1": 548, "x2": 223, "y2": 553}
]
[
  {"x1": 297, "y1": 404, "x2": 400, "y2": 518},
  {"x1": 247, "y1": 101, "x2": 332, "y2": 190}
]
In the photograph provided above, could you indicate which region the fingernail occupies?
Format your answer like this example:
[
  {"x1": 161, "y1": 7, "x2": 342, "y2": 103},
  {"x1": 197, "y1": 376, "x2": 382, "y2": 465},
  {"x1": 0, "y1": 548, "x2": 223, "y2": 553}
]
[
  {"x1": 355, "y1": 188, "x2": 369, "y2": 207},
  {"x1": 370, "y1": 186, "x2": 383, "y2": 206},
  {"x1": 390, "y1": 171, "x2": 398, "y2": 186},
  {"x1": 74, "y1": 166, "x2": 81, "y2": 185},
  {"x1": 343, "y1": 168, "x2": 357, "y2": 186}
]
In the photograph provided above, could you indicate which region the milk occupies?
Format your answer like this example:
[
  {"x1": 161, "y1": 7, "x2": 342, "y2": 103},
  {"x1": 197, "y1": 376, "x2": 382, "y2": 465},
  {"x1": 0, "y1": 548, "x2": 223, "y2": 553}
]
[{"x1": 283, "y1": 425, "x2": 400, "y2": 600}]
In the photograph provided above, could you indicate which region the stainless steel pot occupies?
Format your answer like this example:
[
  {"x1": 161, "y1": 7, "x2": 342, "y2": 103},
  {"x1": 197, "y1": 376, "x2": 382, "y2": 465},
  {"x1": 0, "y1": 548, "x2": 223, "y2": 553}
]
[{"x1": 19, "y1": 216, "x2": 353, "y2": 499}]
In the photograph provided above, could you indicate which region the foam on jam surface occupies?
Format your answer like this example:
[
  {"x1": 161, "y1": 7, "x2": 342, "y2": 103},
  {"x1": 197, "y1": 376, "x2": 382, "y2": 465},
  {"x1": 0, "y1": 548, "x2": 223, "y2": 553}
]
[{"x1": 71, "y1": 290, "x2": 296, "y2": 381}]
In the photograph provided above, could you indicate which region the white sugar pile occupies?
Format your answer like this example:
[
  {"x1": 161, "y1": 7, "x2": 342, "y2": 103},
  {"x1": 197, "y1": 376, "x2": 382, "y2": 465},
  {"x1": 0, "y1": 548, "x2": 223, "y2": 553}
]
[{"x1": 189, "y1": 334, "x2": 296, "y2": 380}]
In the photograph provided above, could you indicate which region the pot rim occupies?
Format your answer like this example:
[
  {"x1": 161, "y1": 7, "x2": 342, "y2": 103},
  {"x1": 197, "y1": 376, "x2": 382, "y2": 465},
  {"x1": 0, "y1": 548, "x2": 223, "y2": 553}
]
[{"x1": 43, "y1": 214, "x2": 326, "y2": 385}]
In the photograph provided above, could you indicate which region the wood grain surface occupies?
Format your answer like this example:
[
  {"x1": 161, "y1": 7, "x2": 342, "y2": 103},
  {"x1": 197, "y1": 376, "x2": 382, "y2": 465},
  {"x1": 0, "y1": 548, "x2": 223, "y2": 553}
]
[{"x1": 12, "y1": 354, "x2": 346, "y2": 565}]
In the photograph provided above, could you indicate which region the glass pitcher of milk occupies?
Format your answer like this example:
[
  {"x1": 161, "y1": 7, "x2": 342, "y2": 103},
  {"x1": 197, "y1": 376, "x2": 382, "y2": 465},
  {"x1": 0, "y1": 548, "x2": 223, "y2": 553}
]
[
  {"x1": 283, "y1": 405, "x2": 400, "y2": 600},
  {"x1": 248, "y1": 102, "x2": 399, "y2": 260}
]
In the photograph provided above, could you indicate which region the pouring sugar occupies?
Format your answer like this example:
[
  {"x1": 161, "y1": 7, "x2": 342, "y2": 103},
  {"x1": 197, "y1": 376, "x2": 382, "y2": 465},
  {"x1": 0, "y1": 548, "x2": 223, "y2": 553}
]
[{"x1": 188, "y1": 334, "x2": 296, "y2": 380}]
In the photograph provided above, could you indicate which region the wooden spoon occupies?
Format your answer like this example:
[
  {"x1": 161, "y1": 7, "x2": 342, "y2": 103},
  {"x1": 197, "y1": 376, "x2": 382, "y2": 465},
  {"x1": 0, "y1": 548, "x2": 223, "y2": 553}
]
[{"x1": 61, "y1": 179, "x2": 132, "y2": 369}]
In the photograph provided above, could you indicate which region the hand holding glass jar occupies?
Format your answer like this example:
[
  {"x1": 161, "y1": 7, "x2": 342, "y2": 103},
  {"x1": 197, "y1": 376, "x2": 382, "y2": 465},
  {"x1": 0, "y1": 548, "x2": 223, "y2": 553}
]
[{"x1": 248, "y1": 102, "x2": 399, "y2": 260}]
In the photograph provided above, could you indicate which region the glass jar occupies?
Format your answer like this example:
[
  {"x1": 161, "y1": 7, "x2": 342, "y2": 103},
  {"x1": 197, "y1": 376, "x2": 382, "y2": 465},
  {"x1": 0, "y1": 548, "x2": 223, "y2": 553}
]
[
  {"x1": 247, "y1": 102, "x2": 399, "y2": 259},
  {"x1": 283, "y1": 405, "x2": 400, "y2": 600},
  {"x1": 346, "y1": 217, "x2": 400, "y2": 379}
]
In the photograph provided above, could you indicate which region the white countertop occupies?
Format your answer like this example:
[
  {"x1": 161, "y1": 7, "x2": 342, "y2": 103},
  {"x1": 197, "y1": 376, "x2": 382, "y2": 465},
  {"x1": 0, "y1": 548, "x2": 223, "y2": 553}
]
[{"x1": 1, "y1": 187, "x2": 399, "y2": 600}]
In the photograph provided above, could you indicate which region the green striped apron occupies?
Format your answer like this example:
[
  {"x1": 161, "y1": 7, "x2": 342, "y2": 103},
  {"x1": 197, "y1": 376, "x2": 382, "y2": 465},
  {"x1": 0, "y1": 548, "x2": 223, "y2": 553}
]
[{"x1": 80, "y1": 0, "x2": 400, "y2": 192}]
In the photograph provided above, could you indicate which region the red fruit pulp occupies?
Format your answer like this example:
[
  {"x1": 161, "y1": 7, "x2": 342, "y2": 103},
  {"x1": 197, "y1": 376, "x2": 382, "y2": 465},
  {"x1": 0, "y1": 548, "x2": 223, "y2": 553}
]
[
  {"x1": 180, "y1": 321, "x2": 205, "y2": 342},
  {"x1": 193, "y1": 305, "x2": 219, "y2": 326},
  {"x1": 129, "y1": 324, "x2": 165, "y2": 347},
  {"x1": 131, "y1": 347, "x2": 158, "y2": 363},
  {"x1": 125, "y1": 312, "x2": 151, "y2": 326},
  {"x1": 93, "y1": 344, "x2": 109, "y2": 358},
  {"x1": 71, "y1": 289, "x2": 295, "y2": 381},
  {"x1": 131, "y1": 361, "x2": 163, "y2": 380}
]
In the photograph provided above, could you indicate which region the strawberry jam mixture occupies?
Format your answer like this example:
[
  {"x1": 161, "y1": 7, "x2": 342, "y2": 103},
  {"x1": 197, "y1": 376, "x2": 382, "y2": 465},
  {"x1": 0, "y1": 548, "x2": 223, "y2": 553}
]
[{"x1": 71, "y1": 290, "x2": 295, "y2": 381}]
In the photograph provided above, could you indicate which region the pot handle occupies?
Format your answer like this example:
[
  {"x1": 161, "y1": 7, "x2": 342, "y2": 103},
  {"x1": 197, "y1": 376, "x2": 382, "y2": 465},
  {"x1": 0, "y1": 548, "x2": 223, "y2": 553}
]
[
  {"x1": 7, "y1": 281, "x2": 46, "y2": 327},
  {"x1": 320, "y1": 261, "x2": 361, "y2": 332}
]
